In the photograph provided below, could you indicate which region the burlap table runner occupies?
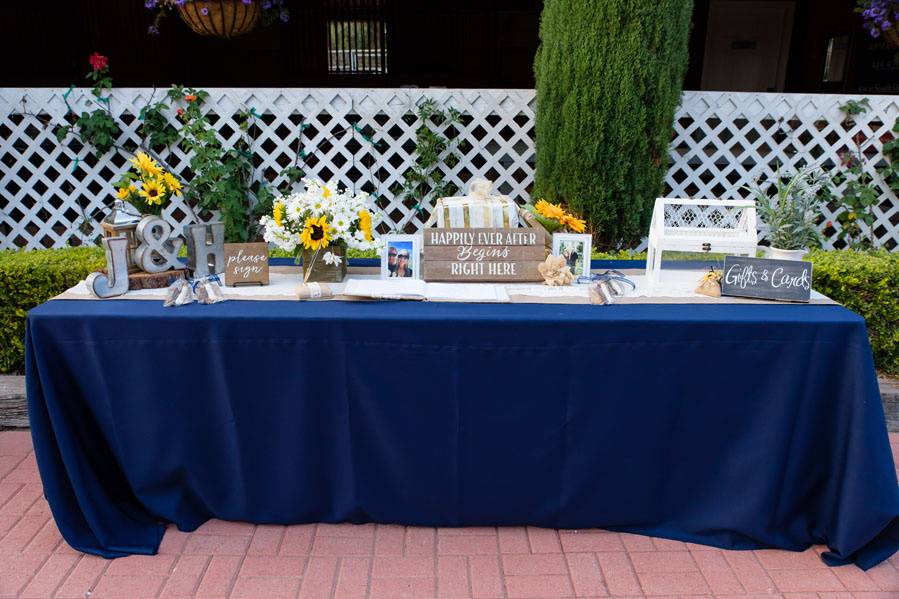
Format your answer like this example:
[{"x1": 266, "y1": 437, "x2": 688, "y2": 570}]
[{"x1": 53, "y1": 266, "x2": 836, "y2": 305}]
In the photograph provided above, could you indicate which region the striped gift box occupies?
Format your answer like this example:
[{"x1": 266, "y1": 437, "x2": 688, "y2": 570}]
[{"x1": 434, "y1": 196, "x2": 520, "y2": 228}]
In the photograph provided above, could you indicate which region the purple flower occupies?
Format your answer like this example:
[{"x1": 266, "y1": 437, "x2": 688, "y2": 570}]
[
  {"x1": 200, "y1": 7, "x2": 209, "y2": 15},
  {"x1": 147, "y1": 24, "x2": 160, "y2": 35},
  {"x1": 242, "y1": 0, "x2": 252, "y2": 4},
  {"x1": 144, "y1": 0, "x2": 157, "y2": 8},
  {"x1": 859, "y1": 0, "x2": 899, "y2": 39},
  {"x1": 280, "y1": 10, "x2": 289, "y2": 22}
]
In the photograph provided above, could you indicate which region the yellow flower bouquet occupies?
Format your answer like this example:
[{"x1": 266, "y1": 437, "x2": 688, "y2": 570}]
[
  {"x1": 114, "y1": 152, "x2": 182, "y2": 216},
  {"x1": 259, "y1": 178, "x2": 380, "y2": 282},
  {"x1": 523, "y1": 199, "x2": 587, "y2": 234}
]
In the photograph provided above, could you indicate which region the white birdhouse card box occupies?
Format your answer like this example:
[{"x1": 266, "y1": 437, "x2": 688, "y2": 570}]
[{"x1": 645, "y1": 198, "x2": 758, "y2": 284}]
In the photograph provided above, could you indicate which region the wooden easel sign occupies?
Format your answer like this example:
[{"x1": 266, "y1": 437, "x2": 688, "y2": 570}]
[{"x1": 224, "y1": 242, "x2": 270, "y2": 286}]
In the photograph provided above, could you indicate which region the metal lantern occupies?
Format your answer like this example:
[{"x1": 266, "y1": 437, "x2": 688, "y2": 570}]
[{"x1": 101, "y1": 199, "x2": 143, "y2": 273}]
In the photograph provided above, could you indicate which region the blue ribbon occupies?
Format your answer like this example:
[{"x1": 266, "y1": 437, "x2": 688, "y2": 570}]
[
  {"x1": 189, "y1": 274, "x2": 221, "y2": 292},
  {"x1": 576, "y1": 269, "x2": 636, "y2": 290}
]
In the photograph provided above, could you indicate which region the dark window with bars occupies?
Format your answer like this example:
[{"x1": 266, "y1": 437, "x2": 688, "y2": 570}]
[{"x1": 326, "y1": 0, "x2": 388, "y2": 75}]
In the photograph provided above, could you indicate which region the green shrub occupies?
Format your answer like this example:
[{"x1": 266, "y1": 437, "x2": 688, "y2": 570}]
[
  {"x1": 0, "y1": 247, "x2": 105, "y2": 374},
  {"x1": 808, "y1": 249, "x2": 899, "y2": 375},
  {"x1": 0, "y1": 245, "x2": 376, "y2": 373},
  {"x1": 593, "y1": 248, "x2": 899, "y2": 374},
  {"x1": 533, "y1": 0, "x2": 694, "y2": 249}
]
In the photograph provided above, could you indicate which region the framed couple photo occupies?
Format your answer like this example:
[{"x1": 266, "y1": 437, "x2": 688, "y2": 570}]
[
  {"x1": 381, "y1": 234, "x2": 422, "y2": 279},
  {"x1": 553, "y1": 233, "x2": 592, "y2": 277}
]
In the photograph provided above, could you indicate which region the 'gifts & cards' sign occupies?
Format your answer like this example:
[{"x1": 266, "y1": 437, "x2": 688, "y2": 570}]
[{"x1": 720, "y1": 256, "x2": 812, "y2": 302}]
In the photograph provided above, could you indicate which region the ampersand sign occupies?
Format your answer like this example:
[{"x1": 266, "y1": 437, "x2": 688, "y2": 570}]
[{"x1": 133, "y1": 216, "x2": 184, "y2": 273}]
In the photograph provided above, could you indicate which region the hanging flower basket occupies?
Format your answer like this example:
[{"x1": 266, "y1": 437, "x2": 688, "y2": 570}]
[{"x1": 177, "y1": 1, "x2": 261, "y2": 38}]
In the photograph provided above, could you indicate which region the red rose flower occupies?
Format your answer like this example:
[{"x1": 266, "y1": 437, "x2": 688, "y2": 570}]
[
  {"x1": 89, "y1": 53, "x2": 108, "y2": 72},
  {"x1": 176, "y1": 108, "x2": 185, "y2": 118},
  {"x1": 826, "y1": 220, "x2": 833, "y2": 228}
]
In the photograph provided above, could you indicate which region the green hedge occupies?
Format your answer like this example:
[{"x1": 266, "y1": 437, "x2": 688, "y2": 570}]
[
  {"x1": 592, "y1": 249, "x2": 898, "y2": 373},
  {"x1": 0, "y1": 247, "x2": 105, "y2": 373},
  {"x1": 808, "y1": 249, "x2": 899, "y2": 375},
  {"x1": 1, "y1": 247, "x2": 897, "y2": 376},
  {"x1": 0, "y1": 246, "x2": 374, "y2": 374}
]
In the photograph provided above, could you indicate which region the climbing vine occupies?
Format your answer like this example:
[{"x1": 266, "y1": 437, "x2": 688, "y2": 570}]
[
  {"x1": 30, "y1": 53, "x2": 388, "y2": 243},
  {"x1": 396, "y1": 99, "x2": 466, "y2": 226}
]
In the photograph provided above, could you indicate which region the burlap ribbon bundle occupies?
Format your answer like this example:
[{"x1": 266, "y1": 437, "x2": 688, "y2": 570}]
[
  {"x1": 297, "y1": 282, "x2": 335, "y2": 300},
  {"x1": 695, "y1": 270, "x2": 723, "y2": 298}
]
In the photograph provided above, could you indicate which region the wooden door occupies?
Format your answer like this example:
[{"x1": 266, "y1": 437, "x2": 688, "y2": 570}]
[{"x1": 701, "y1": 0, "x2": 796, "y2": 92}]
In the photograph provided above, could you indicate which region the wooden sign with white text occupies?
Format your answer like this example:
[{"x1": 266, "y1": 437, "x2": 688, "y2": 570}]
[
  {"x1": 224, "y1": 242, "x2": 270, "y2": 286},
  {"x1": 423, "y1": 228, "x2": 545, "y2": 282},
  {"x1": 720, "y1": 256, "x2": 812, "y2": 302}
]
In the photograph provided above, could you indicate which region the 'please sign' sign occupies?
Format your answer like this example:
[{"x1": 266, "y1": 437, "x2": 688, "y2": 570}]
[
  {"x1": 720, "y1": 256, "x2": 812, "y2": 302},
  {"x1": 224, "y1": 242, "x2": 270, "y2": 286},
  {"x1": 423, "y1": 228, "x2": 545, "y2": 282}
]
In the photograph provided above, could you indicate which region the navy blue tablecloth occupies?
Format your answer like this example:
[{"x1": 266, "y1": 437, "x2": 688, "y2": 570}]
[{"x1": 25, "y1": 299, "x2": 899, "y2": 568}]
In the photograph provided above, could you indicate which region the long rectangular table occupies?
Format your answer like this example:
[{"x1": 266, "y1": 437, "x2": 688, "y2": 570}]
[{"x1": 25, "y1": 298, "x2": 899, "y2": 568}]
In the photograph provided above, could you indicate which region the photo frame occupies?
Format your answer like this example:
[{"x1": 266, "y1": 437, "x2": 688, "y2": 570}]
[
  {"x1": 552, "y1": 233, "x2": 592, "y2": 278},
  {"x1": 381, "y1": 234, "x2": 422, "y2": 279}
]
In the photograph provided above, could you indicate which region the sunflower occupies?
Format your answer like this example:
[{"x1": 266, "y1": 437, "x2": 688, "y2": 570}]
[
  {"x1": 561, "y1": 213, "x2": 586, "y2": 233},
  {"x1": 535, "y1": 199, "x2": 565, "y2": 221},
  {"x1": 358, "y1": 209, "x2": 373, "y2": 241},
  {"x1": 116, "y1": 184, "x2": 137, "y2": 200},
  {"x1": 139, "y1": 178, "x2": 166, "y2": 206},
  {"x1": 162, "y1": 172, "x2": 182, "y2": 197},
  {"x1": 129, "y1": 152, "x2": 162, "y2": 178},
  {"x1": 300, "y1": 215, "x2": 332, "y2": 250},
  {"x1": 272, "y1": 202, "x2": 284, "y2": 228}
]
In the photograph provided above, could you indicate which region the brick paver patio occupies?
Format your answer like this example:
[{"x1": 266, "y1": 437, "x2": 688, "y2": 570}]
[{"x1": 1, "y1": 430, "x2": 898, "y2": 599}]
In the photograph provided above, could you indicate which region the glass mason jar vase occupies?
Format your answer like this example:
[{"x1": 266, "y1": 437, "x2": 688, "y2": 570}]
[{"x1": 300, "y1": 242, "x2": 347, "y2": 283}]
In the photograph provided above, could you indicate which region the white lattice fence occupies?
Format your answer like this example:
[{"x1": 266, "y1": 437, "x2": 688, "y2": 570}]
[
  {"x1": 2, "y1": 88, "x2": 899, "y2": 250},
  {"x1": 668, "y1": 92, "x2": 899, "y2": 251},
  {"x1": 0, "y1": 88, "x2": 536, "y2": 249}
]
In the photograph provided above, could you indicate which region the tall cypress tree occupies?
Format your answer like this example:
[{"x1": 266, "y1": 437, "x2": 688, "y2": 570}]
[{"x1": 533, "y1": 0, "x2": 693, "y2": 248}]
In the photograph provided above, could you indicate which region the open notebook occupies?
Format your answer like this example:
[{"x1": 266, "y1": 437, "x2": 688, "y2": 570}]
[{"x1": 342, "y1": 278, "x2": 510, "y2": 303}]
